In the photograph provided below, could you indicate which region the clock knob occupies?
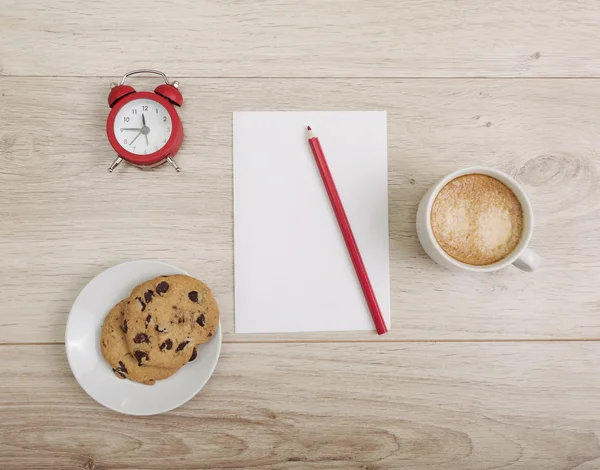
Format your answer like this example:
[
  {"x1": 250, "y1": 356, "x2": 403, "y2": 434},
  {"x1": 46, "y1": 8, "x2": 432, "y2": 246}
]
[
  {"x1": 108, "y1": 84, "x2": 136, "y2": 108},
  {"x1": 154, "y1": 83, "x2": 183, "y2": 107}
]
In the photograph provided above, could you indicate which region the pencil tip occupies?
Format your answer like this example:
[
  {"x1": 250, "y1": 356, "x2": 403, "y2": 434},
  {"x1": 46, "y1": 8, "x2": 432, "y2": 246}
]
[{"x1": 307, "y1": 126, "x2": 311, "y2": 130}]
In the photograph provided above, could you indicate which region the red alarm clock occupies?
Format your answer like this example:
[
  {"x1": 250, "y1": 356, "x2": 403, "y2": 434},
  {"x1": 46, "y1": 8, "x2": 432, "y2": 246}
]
[{"x1": 106, "y1": 69, "x2": 184, "y2": 172}]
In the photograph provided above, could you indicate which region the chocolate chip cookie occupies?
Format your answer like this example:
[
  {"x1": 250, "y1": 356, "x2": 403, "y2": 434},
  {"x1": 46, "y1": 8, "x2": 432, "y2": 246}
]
[
  {"x1": 100, "y1": 299, "x2": 181, "y2": 385},
  {"x1": 124, "y1": 275, "x2": 219, "y2": 368}
]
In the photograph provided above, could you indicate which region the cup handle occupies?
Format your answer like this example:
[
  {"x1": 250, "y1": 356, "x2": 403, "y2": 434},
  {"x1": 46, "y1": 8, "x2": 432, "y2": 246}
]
[{"x1": 512, "y1": 248, "x2": 541, "y2": 272}]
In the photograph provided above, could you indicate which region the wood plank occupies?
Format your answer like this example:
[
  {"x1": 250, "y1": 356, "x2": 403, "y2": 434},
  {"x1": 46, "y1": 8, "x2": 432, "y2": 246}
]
[
  {"x1": 1, "y1": 342, "x2": 600, "y2": 469},
  {"x1": 1, "y1": 77, "x2": 600, "y2": 343},
  {"x1": 2, "y1": 0, "x2": 600, "y2": 77}
]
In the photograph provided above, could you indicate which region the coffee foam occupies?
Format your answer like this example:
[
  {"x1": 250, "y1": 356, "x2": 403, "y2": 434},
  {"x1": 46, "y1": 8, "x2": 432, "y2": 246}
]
[{"x1": 431, "y1": 174, "x2": 524, "y2": 266}]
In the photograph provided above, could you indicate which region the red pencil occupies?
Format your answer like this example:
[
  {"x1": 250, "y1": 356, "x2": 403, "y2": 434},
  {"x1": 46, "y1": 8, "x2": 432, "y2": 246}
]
[{"x1": 306, "y1": 126, "x2": 388, "y2": 335}]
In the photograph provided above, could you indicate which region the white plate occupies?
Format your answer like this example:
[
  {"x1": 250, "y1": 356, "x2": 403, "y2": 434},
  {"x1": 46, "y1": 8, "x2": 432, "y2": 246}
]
[{"x1": 65, "y1": 260, "x2": 222, "y2": 416}]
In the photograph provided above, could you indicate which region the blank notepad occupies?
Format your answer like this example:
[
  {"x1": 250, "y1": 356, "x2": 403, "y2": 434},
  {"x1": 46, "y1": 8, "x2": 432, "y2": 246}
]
[{"x1": 233, "y1": 111, "x2": 390, "y2": 333}]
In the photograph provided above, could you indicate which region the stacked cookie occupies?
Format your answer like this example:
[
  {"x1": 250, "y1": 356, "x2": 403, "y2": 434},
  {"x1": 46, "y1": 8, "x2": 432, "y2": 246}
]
[{"x1": 100, "y1": 275, "x2": 219, "y2": 385}]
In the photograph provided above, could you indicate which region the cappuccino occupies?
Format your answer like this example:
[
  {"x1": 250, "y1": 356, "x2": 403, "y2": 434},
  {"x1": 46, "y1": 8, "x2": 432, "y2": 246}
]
[{"x1": 431, "y1": 174, "x2": 523, "y2": 266}]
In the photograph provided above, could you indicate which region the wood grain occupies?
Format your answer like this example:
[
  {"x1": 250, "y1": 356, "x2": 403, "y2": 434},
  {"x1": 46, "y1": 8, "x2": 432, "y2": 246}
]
[
  {"x1": 2, "y1": 2, "x2": 599, "y2": 467},
  {"x1": 1, "y1": 77, "x2": 600, "y2": 343},
  {"x1": 2, "y1": 0, "x2": 600, "y2": 78},
  {"x1": 1, "y1": 342, "x2": 599, "y2": 469}
]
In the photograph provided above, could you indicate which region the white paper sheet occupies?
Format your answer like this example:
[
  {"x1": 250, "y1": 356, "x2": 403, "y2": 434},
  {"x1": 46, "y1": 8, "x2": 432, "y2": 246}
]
[{"x1": 233, "y1": 111, "x2": 390, "y2": 333}]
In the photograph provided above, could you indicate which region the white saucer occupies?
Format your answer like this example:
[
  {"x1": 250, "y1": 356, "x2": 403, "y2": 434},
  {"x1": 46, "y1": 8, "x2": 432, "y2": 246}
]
[{"x1": 65, "y1": 260, "x2": 222, "y2": 416}]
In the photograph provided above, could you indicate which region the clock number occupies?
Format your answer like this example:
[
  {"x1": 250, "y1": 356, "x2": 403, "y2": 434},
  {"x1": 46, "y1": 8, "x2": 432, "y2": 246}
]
[
  {"x1": 132, "y1": 146, "x2": 136, "y2": 151},
  {"x1": 142, "y1": 106, "x2": 148, "y2": 111},
  {"x1": 124, "y1": 117, "x2": 130, "y2": 122},
  {"x1": 132, "y1": 109, "x2": 138, "y2": 115},
  {"x1": 155, "y1": 146, "x2": 159, "y2": 151},
  {"x1": 156, "y1": 108, "x2": 159, "y2": 114},
  {"x1": 163, "y1": 116, "x2": 167, "y2": 122},
  {"x1": 124, "y1": 139, "x2": 128, "y2": 144},
  {"x1": 166, "y1": 127, "x2": 170, "y2": 132}
]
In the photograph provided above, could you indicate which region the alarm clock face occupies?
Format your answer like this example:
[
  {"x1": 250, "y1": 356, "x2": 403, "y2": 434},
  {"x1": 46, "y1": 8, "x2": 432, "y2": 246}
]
[{"x1": 113, "y1": 98, "x2": 173, "y2": 155}]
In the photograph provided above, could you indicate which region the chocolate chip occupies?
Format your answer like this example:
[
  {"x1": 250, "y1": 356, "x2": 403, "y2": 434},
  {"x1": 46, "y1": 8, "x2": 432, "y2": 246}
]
[
  {"x1": 133, "y1": 350, "x2": 149, "y2": 365},
  {"x1": 196, "y1": 314, "x2": 206, "y2": 327},
  {"x1": 136, "y1": 297, "x2": 146, "y2": 312},
  {"x1": 188, "y1": 347, "x2": 198, "y2": 362},
  {"x1": 176, "y1": 340, "x2": 189, "y2": 352},
  {"x1": 144, "y1": 290, "x2": 154, "y2": 304},
  {"x1": 156, "y1": 281, "x2": 169, "y2": 295},
  {"x1": 145, "y1": 315, "x2": 152, "y2": 329},
  {"x1": 208, "y1": 332, "x2": 213, "y2": 337},
  {"x1": 133, "y1": 333, "x2": 150, "y2": 344},
  {"x1": 178, "y1": 317, "x2": 185, "y2": 324},
  {"x1": 121, "y1": 320, "x2": 128, "y2": 333},
  {"x1": 155, "y1": 325, "x2": 168, "y2": 333},
  {"x1": 112, "y1": 361, "x2": 128, "y2": 377},
  {"x1": 188, "y1": 291, "x2": 199, "y2": 303},
  {"x1": 160, "y1": 339, "x2": 173, "y2": 351}
]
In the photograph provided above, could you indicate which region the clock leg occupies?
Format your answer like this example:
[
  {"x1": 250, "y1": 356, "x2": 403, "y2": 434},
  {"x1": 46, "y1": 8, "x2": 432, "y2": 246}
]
[
  {"x1": 108, "y1": 156, "x2": 123, "y2": 172},
  {"x1": 167, "y1": 157, "x2": 180, "y2": 172}
]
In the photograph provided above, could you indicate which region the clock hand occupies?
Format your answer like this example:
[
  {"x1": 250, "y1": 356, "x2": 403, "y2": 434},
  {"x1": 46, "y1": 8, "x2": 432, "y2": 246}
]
[
  {"x1": 121, "y1": 127, "x2": 142, "y2": 131},
  {"x1": 142, "y1": 113, "x2": 149, "y2": 145},
  {"x1": 129, "y1": 130, "x2": 143, "y2": 146}
]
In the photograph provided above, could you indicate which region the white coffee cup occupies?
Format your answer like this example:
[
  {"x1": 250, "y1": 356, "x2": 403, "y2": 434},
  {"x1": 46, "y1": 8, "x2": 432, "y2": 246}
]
[{"x1": 416, "y1": 166, "x2": 541, "y2": 272}]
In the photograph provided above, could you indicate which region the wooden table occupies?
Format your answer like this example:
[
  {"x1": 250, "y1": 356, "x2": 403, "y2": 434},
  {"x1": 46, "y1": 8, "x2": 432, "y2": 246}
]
[{"x1": 2, "y1": 1, "x2": 600, "y2": 468}]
